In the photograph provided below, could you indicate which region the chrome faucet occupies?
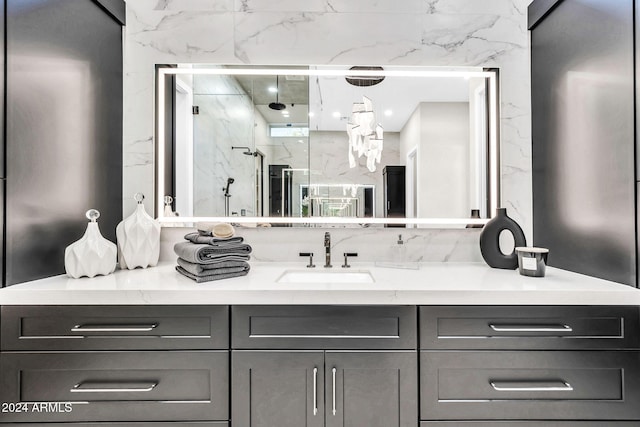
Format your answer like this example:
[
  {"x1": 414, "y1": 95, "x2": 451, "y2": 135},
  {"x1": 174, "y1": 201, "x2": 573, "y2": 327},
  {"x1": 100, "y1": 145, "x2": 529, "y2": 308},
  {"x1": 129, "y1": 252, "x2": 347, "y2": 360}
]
[{"x1": 324, "y1": 232, "x2": 332, "y2": 268}]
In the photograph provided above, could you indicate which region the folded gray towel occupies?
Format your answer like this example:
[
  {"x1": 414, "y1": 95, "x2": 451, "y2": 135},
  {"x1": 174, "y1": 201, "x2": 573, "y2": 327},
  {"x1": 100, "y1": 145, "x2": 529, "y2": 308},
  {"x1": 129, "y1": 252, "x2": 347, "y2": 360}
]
[
  {"x1": 185, "y1": 232, "x2": 245, "y2": 245},
  {"x1": 174, "y1": 241, "x2": 252, "y2": 264},
  {"x1": 176, "y1": 265, "x2": 249, "y2": 283},
  {"x1": 177, "y1": 257, "x2": 250, "y2": 276}
]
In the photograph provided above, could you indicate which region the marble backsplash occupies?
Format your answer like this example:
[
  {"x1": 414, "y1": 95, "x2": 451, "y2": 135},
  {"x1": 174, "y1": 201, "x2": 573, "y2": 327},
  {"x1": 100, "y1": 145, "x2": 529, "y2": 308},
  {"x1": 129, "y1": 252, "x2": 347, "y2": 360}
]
[{"x1": 160, "y1": 226, "x2": 484, "y2": 263}]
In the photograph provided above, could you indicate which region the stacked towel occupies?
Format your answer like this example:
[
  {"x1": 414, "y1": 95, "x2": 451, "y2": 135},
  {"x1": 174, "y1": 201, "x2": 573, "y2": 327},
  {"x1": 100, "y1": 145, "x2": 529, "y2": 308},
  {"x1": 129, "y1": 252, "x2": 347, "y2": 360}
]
[{"x1": 174, "y1": 231, "x2": 252, "y2": 283}]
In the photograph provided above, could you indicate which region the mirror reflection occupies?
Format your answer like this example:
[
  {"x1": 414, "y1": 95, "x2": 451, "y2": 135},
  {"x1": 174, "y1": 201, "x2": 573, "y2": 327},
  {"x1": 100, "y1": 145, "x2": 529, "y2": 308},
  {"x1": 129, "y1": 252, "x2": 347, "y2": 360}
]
[{"x1": 158, "y1": 65, "x2": 498, "y2": 226}]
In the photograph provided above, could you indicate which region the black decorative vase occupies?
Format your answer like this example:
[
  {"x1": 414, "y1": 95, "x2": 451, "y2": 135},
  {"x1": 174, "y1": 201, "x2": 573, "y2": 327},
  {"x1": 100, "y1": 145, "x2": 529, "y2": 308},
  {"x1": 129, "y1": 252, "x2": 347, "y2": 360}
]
[{"x1": 479, "y1": 208, "x2": 526, "y2": 269}]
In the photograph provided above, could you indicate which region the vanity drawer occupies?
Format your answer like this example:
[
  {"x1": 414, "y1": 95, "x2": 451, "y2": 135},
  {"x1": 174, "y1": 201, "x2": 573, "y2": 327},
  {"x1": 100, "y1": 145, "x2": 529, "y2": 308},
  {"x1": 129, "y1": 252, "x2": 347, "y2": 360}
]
[
  {"x1": 1, "y1": 305, "x2": 229, "y2": 350},
  {"x1": 0, "y1": 351, "x2": 229, "y2": 423},
  {"x1": 232, "y1": 305, "x2": 417, "y2": 349},
  {"x1": 419, "y1": 306, "x2": 640, "y2": 350},
  {"x1": 420, "y1": 423, "x2": 640, "y2": 426},
  {"x1": 420, "y1": 350, "x2": 640, "y2": 420},
  {"x1": 1, "y1": 424, "x2": 228, "y2": 426}
]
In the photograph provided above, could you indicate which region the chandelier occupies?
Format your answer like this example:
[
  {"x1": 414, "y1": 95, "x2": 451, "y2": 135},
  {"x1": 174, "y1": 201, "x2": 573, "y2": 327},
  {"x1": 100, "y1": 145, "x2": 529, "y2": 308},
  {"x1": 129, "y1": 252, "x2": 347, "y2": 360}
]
[{"x1": 347, "y1": 95, "x2": 384, "y2": 173}]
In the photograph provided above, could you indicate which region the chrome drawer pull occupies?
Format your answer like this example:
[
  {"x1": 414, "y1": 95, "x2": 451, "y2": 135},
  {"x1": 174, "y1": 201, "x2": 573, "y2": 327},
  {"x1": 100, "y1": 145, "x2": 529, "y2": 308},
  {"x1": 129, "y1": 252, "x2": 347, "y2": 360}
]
[
  {"x1": 332, "y1": 367, "x2": 337, "y2": 416},
  {"x1": 313, "y1": 367, "x2": 318, "y2": 416},
  {"x1": 70, "y1": 381, "x2": 158, "y2": 393},
  {"x1": 489, "y1": 324, "x2": 573, "y2": 332},
  {"x1": 490, "y1": 380, "x2": 573, "y2": 392},
  {"x1": 71, "y1": 324, "x2": 159, "y2": 333}
]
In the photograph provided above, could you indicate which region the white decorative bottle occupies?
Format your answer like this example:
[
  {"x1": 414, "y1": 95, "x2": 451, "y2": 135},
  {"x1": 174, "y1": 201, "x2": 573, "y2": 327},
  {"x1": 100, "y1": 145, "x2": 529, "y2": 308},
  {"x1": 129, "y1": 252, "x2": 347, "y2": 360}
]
[
  {"x1": 64, "y1": 209, "x2": 117, "y2": 279},
  {"x1": 116, "y1": 193, "x2": 161, "y2": 269}
]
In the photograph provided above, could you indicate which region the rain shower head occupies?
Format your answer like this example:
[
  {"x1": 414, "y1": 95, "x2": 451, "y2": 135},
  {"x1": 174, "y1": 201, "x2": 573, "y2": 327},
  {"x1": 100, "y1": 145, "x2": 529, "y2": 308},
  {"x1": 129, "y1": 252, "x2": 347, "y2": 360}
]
[{"x1": 268, "y1": 75, "x2": 287, "y2": 111}]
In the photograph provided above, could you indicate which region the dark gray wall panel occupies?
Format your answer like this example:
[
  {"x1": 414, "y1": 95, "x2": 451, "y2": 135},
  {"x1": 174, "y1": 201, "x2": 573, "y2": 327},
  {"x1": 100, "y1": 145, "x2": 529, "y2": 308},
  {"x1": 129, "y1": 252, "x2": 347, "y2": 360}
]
[
  {"x1": 531, "y1": 0, "x2": 636, "y2": 285},
  {"x1": 528, "y1": 0, "x2": 563, "y2": 29},
  {"x1": 5, "y1": 0, "x2": 123, "y2": 285},
  {"x1": 93, "y1": 0, "x2": 126, "y2": 25}
]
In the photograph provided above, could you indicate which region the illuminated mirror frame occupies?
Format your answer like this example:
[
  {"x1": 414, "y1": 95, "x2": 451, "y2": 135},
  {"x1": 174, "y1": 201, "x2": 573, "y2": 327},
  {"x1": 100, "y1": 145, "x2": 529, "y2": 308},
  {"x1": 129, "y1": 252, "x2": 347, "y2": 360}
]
[{"x1": 156, "y1": 66, "x2": 500, "y2": 227}]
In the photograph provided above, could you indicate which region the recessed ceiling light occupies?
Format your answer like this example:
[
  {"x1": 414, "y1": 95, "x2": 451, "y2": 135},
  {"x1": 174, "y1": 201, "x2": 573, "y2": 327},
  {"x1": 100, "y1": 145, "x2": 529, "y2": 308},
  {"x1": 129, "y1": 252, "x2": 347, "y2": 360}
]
[
  {"x1": 308, "y1": 112, "x2": 315, "y2": 117},
  {"x1": 332, "y1": 111, "x2": 341, "y2": 118},
  {"x1": 268, "y1": 87, "x2": 277, "y2": 93},
  {"x1": 384, "y1": 110, "x2": 393, "y2": 116}
]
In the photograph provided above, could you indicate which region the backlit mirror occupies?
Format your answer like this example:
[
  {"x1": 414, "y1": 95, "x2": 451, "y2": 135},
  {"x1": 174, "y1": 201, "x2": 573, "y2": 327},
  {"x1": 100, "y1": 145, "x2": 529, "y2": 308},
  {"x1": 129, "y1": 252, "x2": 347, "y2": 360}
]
[{"x1": 156, "y1": 65, "x2": 499, "y2": 227}]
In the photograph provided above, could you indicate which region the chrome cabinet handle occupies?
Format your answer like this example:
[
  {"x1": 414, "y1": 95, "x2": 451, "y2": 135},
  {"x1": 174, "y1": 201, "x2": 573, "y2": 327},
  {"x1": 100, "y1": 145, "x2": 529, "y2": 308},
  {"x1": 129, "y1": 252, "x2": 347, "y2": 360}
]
[
  {"x1": 490, "y1": 380, "x2": 573, "y2": 392},
  {"x1": 489, "y1": 324, "x2": 573, "y2": 332},
  {"x1": 71, "y1": 324, "x2": 159, "y2": 333},
  {"x1": 70, "y1": 381, "x2": 158, "y2": 393},
  {"x1": 313, "y1": 367, "x2": 318, "y2": 416},
  {"x1": 332, "y1": 367, "x2": 337, "y2": 416}
]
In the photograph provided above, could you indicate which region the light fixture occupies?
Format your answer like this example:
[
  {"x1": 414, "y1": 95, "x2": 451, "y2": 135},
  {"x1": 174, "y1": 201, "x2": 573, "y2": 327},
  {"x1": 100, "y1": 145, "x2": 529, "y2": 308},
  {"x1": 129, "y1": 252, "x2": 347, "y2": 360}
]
[
  {"x1": 268, "y1": 86, "x2": 277, "y2": 93},
  {"x1": 332, "y1": 111, "x2": 341, "y2": 118},
  {"x1": 268, "y1": 76, "x2": 286, "y2": 111},
  {"x1": 344, "y1": 67, "x2": 386, "y2": 173},
  {"x1": 384, "y1": 109, "x2": 393, "y2": 116},
  {"x1": 347, "y1": 95, "x2": 384, "y2": 172}
]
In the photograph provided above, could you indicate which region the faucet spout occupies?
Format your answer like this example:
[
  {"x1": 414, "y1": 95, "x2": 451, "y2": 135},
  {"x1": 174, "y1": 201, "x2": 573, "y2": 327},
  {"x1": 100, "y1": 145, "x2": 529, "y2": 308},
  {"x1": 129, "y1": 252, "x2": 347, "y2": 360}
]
[{"x1": 324, "y1": 232, "x2": 332, "y2": 268}]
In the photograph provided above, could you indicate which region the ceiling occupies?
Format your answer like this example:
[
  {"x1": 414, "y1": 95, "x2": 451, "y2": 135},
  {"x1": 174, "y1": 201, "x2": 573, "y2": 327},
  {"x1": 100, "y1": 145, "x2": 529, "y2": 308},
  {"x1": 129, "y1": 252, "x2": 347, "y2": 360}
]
[{"x1": 200, "y1": 67, "x2": 480, "y2": 133}]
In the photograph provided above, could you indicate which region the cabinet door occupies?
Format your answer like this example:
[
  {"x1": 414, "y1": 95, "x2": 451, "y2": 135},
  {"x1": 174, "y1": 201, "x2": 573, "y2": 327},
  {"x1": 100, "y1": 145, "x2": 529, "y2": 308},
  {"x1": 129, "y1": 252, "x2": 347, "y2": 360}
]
[
  {"x1": 232, "y1": 351, "x2": 324, "y2": 427},
  {"x1": 326, "y1": 351, "x2": 417, "y2": 427}
]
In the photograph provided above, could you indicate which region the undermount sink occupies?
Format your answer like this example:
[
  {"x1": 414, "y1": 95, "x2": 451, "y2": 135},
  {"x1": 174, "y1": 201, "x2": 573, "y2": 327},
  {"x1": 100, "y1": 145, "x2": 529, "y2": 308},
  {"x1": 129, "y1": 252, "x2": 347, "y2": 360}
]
[{"x1": 277, "y1": 269, "x2": 375, "y2": 284}]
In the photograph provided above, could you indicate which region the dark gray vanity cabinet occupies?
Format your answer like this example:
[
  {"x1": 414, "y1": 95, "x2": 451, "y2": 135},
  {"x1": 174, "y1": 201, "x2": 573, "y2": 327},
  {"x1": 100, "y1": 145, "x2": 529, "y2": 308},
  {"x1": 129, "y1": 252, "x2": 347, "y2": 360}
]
[
  {"x1": 232, "y1": 351, "x2": 325, "y2": 427},
  {"x1": 0, "y1": 305, "x2": 230, "y2": 425},
  {"x1": 3, "y1": 304, "x2": 640, "y2": 426},
  {"x1": 325, "y1": 351, "x2": 417, "y2": 427},
  {"x1": 232, "y1": 350, "x2": 417, "y2": 427},
  {"x1": 1, "y1": 424, "x2": 224, "y2": 427},
  {"x1": 419, "y1": 306, "x2": 640, "y2": 423},
  {"x1": 231, "y1": 306, "x2": 419, "y2": 427},
  {"x1": 421, "y1": 423, "x2": 640, "y2": 426}
]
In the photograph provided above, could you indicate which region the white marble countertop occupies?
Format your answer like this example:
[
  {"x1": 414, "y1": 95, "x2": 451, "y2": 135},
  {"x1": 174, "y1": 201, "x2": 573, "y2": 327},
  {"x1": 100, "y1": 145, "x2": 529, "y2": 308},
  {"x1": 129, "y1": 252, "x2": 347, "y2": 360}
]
[{"x1": 0, "y1": 261, "x2": 639, "y2": 305}]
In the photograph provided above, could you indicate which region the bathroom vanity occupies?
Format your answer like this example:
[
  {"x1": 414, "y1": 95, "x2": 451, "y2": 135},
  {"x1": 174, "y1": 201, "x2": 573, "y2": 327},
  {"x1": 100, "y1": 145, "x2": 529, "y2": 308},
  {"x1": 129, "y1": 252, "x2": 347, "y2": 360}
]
[{"x1": 1, "y1": 263, "x2": 640, "y2": 426}]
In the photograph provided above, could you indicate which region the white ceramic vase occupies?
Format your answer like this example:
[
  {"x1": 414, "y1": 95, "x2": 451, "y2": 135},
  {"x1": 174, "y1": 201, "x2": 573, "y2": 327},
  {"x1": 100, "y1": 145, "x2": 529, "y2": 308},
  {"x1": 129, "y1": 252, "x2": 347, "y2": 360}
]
[
  {"x1": 116, "y1": 193, "x2": 161, "y2": 269},
  {"x1": 65, "y1": 210, "x2": 117, "y2": 279}
]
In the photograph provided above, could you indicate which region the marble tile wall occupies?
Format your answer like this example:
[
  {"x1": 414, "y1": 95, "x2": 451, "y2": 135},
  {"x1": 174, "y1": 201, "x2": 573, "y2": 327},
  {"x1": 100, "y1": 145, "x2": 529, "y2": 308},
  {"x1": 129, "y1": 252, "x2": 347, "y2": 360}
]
[{"x1": 124, "y1": 0, "x2": 533, "y2": 260}]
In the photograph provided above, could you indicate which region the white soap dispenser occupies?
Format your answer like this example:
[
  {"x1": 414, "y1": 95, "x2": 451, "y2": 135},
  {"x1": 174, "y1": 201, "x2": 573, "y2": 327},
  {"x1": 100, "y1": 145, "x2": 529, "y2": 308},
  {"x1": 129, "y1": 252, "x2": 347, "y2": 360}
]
[
  {"x1": 64, "y1": 209, "x2": 118, "y2": 279},
  {"x1": 116, "y1": 193, "x2": 161, "y2": 269}
]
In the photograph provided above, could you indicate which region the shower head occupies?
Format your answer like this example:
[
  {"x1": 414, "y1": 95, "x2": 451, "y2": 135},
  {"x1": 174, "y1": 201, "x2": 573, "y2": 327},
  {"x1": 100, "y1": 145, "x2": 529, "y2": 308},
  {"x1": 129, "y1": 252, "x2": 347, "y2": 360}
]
[
  {"x1": 268, "y1": 75, "x2": 287, "y2": 111},
  {"x1": 232, "y1": 146, "x2": 257, "y2": 156},
  {"x1": 227, "y1": 178, "x2": 235, "y2": 184}
]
